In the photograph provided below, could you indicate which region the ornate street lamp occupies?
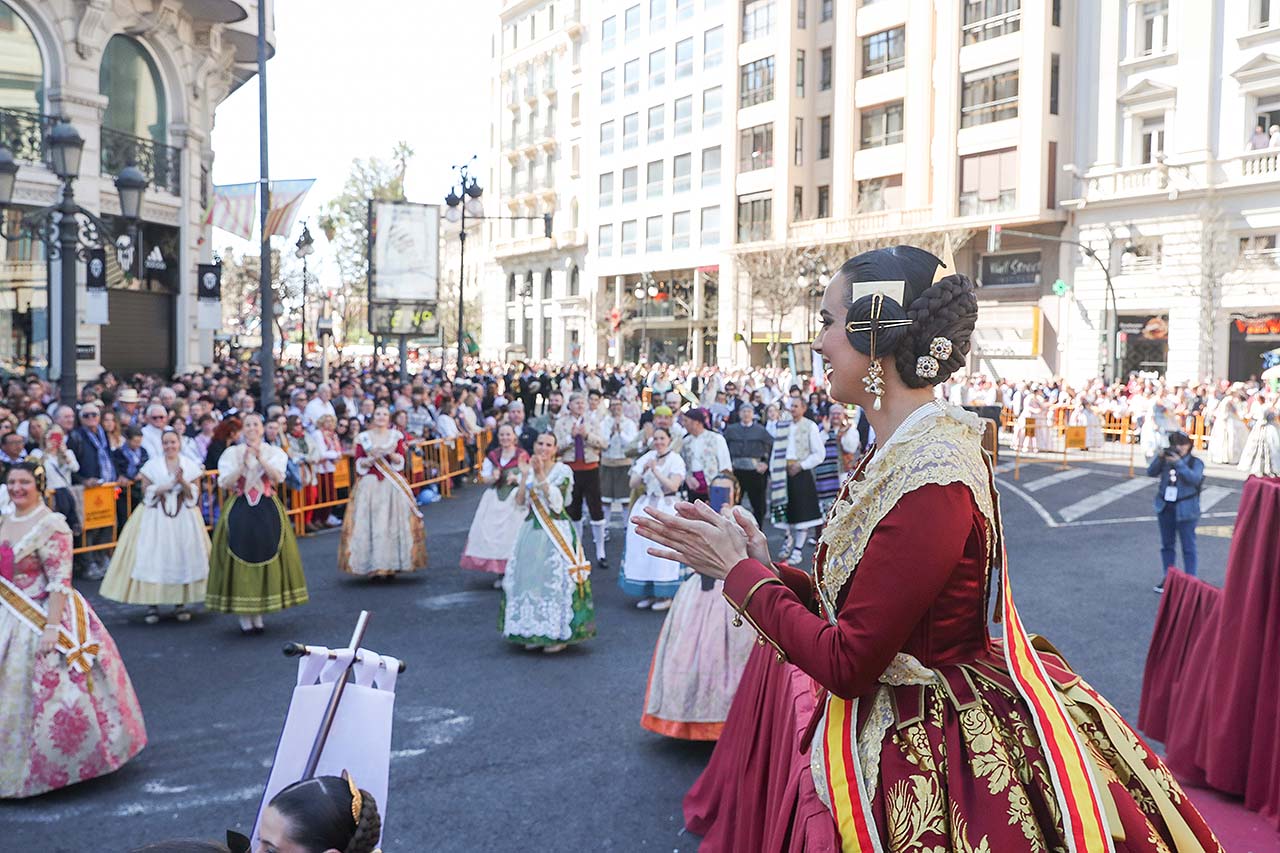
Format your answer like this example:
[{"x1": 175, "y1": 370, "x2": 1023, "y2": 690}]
[
  {"x1": 294, "y1": 222, "x2": 314, "y2": 364},
  {"x1": 0, "y1": 116, "x2": 148, "y2": 405}
]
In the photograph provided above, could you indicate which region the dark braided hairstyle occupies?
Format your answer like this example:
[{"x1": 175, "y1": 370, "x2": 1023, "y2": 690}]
[
  {"x1": 267, "y1": 775, "x2": 382, "y2": 853},
  {"x1": 839, "y1": 245, "x2": 979, "y2": 389}
]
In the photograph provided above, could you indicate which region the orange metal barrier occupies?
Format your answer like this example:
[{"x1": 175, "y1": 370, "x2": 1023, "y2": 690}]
[{"x1": 60, "y1": 429, "x2": 494, "y2": 557}]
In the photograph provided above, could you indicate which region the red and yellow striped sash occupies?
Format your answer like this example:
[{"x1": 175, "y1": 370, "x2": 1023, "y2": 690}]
[
  {"x1": 370, "y1": 456, "x2": 423, "y2": 519},
  {"x1": 528, "y1": 491, "x2": 591, "y2": 593},
  {"x1": 0, "y1": 575, "x2": 100, "y2": 674}
]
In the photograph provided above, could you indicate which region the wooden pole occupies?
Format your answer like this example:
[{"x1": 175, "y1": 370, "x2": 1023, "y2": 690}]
[{"x1": 299, "y1": 610, "x2": 370, "y2": 780}]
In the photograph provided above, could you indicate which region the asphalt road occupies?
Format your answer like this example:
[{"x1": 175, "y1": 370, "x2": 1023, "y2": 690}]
[{"x1": 1, "y1": 456, "x2": 1240, "y2": 852}]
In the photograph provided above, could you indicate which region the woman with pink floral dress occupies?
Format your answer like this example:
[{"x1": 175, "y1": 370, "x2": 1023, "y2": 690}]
[{"x1": 0, "y1": 462, "x2": 147, "y2": 798}]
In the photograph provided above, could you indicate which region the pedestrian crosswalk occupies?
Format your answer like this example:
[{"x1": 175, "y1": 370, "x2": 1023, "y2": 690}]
[{"x1": 995, "y1": 462, "x2": 1242, "y2": 527}]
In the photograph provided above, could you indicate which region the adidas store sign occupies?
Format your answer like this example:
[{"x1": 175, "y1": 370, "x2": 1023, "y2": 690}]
[{"x1": 144, "y1": 245, "x2": 167, "y2": 272}]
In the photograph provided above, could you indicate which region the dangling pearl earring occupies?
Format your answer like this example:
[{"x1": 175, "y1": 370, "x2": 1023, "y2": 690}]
[{"x1": 863, "y1": 358, "x2": 885, "y2": 411}]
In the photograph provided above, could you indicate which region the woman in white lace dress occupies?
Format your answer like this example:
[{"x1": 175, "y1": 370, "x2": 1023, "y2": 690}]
[
  {"x1": 337, "y1": 406, "x2": 427, "y2": 579},
  {"x1": 500, "y1": 432, "x2": 595, "y2": 654},
  {"x1": 100, "y1": 430, "x2": 209, "y2": 623},
  {"x1": 1207, "y1": 396, "x2": 1250, "y2": 465}
]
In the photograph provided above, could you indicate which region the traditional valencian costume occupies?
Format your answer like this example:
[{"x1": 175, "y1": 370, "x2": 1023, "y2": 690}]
[
  {"x1": 500, "y1": 460, "x2": 596, "y2": 649},
  {"x1": 686, "y1": 247, "x2": 1221, "y2": 853},
  {"x1": 460, "y1": 443, "x2": 529, "y2": 575},
  {"x1": 206, "y1": 441, "x2": 308, "y2": 616},
  {"x1": 0, "y1": 506, "x2": 146, "y2": 797},
  {"x1": 101, "y1": 455, "x2": 210, "y2": 610},
  {"x1": 338, "y1": 427, "x2": 427, "y2": 577}
]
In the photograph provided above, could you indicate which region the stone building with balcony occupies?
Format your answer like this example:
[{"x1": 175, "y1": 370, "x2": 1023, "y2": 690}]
[
  {"x1": 1061, "y1": 0, "x2": 1280, "y2": 384},
  {"x1": 0, "y1": 0, "x2": 270, "y2": 381},
  {"x1": 722, "y1": 0, "x2": 1071, "y2": 377},
  {"x1": 484, "y1": 0, "x2": 592, "y2": 364}
]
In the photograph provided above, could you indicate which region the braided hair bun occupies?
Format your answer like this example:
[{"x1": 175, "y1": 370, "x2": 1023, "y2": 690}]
[
  {"x1": 839, "y1": 245, "x2": 978, "y2": 388},
  {"x1": 346, "y1": 787, "x2": 382, "y2": 853},
  {"x1": 266, "y1": 775, "x2": 382, "y2": 853}
]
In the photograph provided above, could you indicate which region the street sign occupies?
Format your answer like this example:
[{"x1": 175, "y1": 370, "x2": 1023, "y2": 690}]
[
  {"x1": 1052, "y1": 278, "x2": 1069, "y2": 296},
  {"x1": 1064, "y1": 426, "x2": 1087, "y2": 450}
]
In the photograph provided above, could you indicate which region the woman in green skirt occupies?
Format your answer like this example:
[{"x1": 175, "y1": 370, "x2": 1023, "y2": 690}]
[
  {"x1": 206, "y1": 413, "x2": 308, "y2": 634},
  {"x1": 500, "y1": 431, "x2": 595, "y2": 654}
]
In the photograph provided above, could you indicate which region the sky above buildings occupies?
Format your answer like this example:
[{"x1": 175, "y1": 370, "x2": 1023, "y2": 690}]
[{"x1": 209, "y1": 0, "x2": 491, "y2": 288}]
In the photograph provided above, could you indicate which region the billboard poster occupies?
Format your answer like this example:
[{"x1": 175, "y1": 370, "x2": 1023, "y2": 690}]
[{"x1": 372, "y1": 201, "x2": 439, "y2": 303}]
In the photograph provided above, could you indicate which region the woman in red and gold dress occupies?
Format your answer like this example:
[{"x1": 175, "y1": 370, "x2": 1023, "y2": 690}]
[{"x1": 636, "y1": 246, "x2": 1221, "y2": 853}]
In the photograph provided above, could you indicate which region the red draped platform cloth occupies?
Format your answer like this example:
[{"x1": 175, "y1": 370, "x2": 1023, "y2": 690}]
[
  {"x1": 682, "y1": 643, "x2": 838, "y2": 852},
  {"x1": 1139, "y1": 475, "x2": 1280, "y2": 830}
]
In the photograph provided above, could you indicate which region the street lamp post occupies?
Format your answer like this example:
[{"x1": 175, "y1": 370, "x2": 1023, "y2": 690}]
[
  {"x1": 634, "y1": 273, "x2": 659, "y2": 363},
  {"x1": 444, "y1": 162, "x2": 484, "y2": 380},
  {"x1": 0, "y1": 118, "x2": 147, "y2": 406},
  {"x1": 294, "y1": 222, "x2": 314, "y2": 366}
]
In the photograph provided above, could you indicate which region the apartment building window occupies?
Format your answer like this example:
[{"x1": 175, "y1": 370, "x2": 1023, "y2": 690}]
[
  {"x1": 742, "y1": 0, "x2": 776, "y2": 41},
  {"x1": 740, "y1": 123, "x2": 774, "y2": 171},
  {"x1": 1254, "y1": 0, "x2": 1273, "y2": 28},
  {"x1": 623, "y1": 112, "x2": 640, "y2": 149},
  {"x1": 820, "y1": 0, "x2": 832, "y2": 21},
  {"x1": 740, "y1": 57, "x2": 776, "y2": 106},
  {"x1": 677, "y1": 0, "x2": 694, "y2": 20},
  {"x1": 624, "y1": 59, "x2": 640, "y2": 97},
  {"x1": 674, "y1": 153, "x2": 692, "y2": 192},
  {"x1": 675, "y1": 95, "x2": 693, "y2": 135},
  {"x1": 819, "y1": 47, "x2": 832, "y2": 90},
  {"x1": 672, "y1": 211, "x2": 691, "y2": 249},
  {"x1": 1049, "y1": 54, "x2": 1060, "y2": 115},
  {"x1": 796, "y1": 50, "x2": 806, "y2": 97},
  {"x1": 569, "y1": 266, "x2": 580, "y2": 296},
  {"x1": 622, "y1": 166, "x2": 638, "y2": 202},
  {"x1": 600, "y1": 172, "x2": 614, "y2": 206},
  {"x1": 647, "y1": 160, "x2": 665, "y2": 197},
  {"x1": 648, "y1": 49, "x2": 666, "y2": 89},
  {"x1": 509, "y1": 162, "x2": 519, "y2": 193},
  {"x1": 625, "y1": 5, "x2": 641, "y2": 41},
  {"x1": 601, "y1": 68, "x2": 616, "y2": 104},
  {"x1": 540, "y1": 317, "x2": 552, "y2": 356},
  {"x1": 962, "y1": 0, "x2": 1021, "y2": 45},
  {"x1": 793, "y1": 186, "x2": 804, "y2": 220},
  {"x1": 600, "y1": 120, "x2": 615, "y2": 155},
  {"x1": 703, "y1": 86, "x2": 723, "y2": 128},
  {"x1": 526, "y1": 158, "x2": 536, "y2": 190},
  {"x1": 794, "y1": 117, "x2": 804, "y2": 165},
  {"x1": 621, "y1": 220, "x2": 638, "y2": 254},
  {"x1": 1140, "y1": 118, "x2": 1165, "y2": 164},
  {"x1": 797, "y1": 0, "x2": 806, "y2": 28},
  {"x1": 651, "y1": 0, "x2": 667, "y2": 32},
  {"x1": 860, "y1": 101, "x2": 904, "y2": 148},
  {"x1": 646, "y1": 215, "x2": 663, "y2": 252},
  {"x1": 675, "y1": 37, "x2": 694, "y2": 79},
  {"x1": 817, "y1": 185, "x2": 830, "y2": 218},
  {"x1": 960, "y1": 63, "x2": 1019, "y2": 127},
  {"x1": 523, "y1": 317, "x2": 533, "y2": 348},
  {"x1": 543, "y1": 151, "x2": 555, "y2": 186},
  {"x1": 571, "y1": 91, "x2": 580, "y2": 122},
  {"x1": 648, "y1": 104, "x2": 665, "y2": 143},
  {"x1": 958, "y1": 148, "x2": 1016, "y2": 215},
  {"x1": 859, "y1": 174, "x2": 903, "y2": 211},
  {"x1": 737, "y1": 192, "x2": 772, "y2": 242},
  {"x1": 1119, "y1": 238, "x2": 1162, "y2": 272},
  {"x1": 1052, "y1": 0, "x2": 1061, "y2": 25},
  {"x1": 1239, "y1": 233, "x2": 1279, "y2": 260},
  {"x1": 599, "y1": 224, "x2": 615, "y2": 255},
  {"x1": 704, "y1": 26, "x2": 724, "y2": 69},
  {"x1": 862, "y1": 27, "x2": 905, "y2": 77},
  {"x1": 818, "y1": 115, "x2": 831, "y2": 159},
  {"x1": 702, "y1": 146, "x2": 722, "y2": 187},
  {"x1": 542, "y1": 269, "x2": 553, "y2": 300},
  {"x1": 1138, "y1": 1, "x2": 1169, "y2": 56},
  {"x1": 701, "y1": 206, "x2": 721, "y2": 246},
  {"x1": 506, "y1": 318, "x2": 516, "y2": 343},
  {"x1": 507, "y1": 273, "x2": 517, "y2": 303}
]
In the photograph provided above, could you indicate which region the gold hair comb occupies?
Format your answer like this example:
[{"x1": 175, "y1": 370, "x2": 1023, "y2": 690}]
[{"x1": 344, "y1": 770, "x2": 361, "y2": 824}]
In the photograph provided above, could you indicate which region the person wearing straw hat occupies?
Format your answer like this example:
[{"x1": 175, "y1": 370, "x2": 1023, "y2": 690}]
[{"x1": 634, "y1": 245, "x2": 1220, "y2": 853}]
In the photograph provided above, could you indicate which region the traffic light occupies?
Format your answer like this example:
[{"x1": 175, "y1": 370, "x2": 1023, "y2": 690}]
[
  {"x1": 987, "y1": 224, "x2": 1002, "y2": 253},
  {"x1": 1052, "y1": 278, "x2": 1069, "y2": 296}
]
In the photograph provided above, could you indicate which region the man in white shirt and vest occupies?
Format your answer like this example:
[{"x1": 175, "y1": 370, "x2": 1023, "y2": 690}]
[{"x1": 782, "y1": 396, "x2": 825, "y2": 564}]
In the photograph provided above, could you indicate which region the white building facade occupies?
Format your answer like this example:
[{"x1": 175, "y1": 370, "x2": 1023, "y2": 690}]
[
  {"x1": 1062, "y1": 0, "x2": 1280, "y2": 384},
  {"x1": 1, "y1": 0, "x2": 270, "y2": 383},
  {"x1": 486, "y1": 0, "x2": 592, "y2": 364}
]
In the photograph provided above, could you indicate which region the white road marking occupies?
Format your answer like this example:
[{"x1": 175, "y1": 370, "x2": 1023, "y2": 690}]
[
  {"x1": 994, "y1": 480, "x2": 1060, "y2": 528},
  {"x1": 1058, "y1": 478, "x2": 1150, "y2": 522},
  {"x1": 143, "y1": 781, "x2": 193, "y2": 795},
  {"x1": 1022, "y1": 468, "x2": 1090, "y2": 493},
  {"x1": 993, "y1": 461, "x2": 1017, "y2": 474},
  {"x1": 1199, "y1": 485, "x2": 1232, "y2": 512},
  {"x1": 1059, "y1": 510, "x2": 1239, "y2": 528},
  {"x1": 391, "y1": 748, "x2": 428, "y2": 759},
  {"x1": 417, "y1": 590, "x2": 492, "y2": 610}
]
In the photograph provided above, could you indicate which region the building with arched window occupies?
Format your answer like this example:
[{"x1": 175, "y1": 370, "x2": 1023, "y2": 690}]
[{"x1": 0, "y1": 0, "x2": 274, "y2": 381}]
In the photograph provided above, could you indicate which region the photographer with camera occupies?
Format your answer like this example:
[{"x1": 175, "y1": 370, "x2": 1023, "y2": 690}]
[{"x1": 1147, "y1": 430, "x2": 1204, "y2": 594}]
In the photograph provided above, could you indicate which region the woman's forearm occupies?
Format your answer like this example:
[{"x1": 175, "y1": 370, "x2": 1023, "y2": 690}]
[{"x1": 45, "y1": 589, "x2": 66, "y2": 629}]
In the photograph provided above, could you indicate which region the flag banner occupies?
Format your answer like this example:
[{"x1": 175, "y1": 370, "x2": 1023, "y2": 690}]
[
  {"x1": 371, "y1": 201, "x2": 439, "y2": 303},
  {"x1": 264, "y1": 179, "x2": 316, "y2": 237},
  {"x1": 251, "y1": 648, "x2": 399, "y2": 849},
  {"x1": 205, "y1": 182, "x2": 257, "y2": 241},
  {"x1": 84, "y1": 247, "x2": 108, "y2": 325},
  {"x1": 197, "y1": 262, "x2": 222, "y2": 331}
]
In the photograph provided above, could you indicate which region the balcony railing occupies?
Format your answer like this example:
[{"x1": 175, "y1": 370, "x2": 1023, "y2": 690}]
[
  {"x1": 1231, "y1": 149, "x2": 1280, "y2": 180},
  {"x1": 0, "y1": 108, "x2": 55, "y2": 165},
  {"x1": 101, "y1": 127, "x2": 181, "y2": 196},
  {"x1": 788, "y1": 206, "x2": 933, "y2": 242}
]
